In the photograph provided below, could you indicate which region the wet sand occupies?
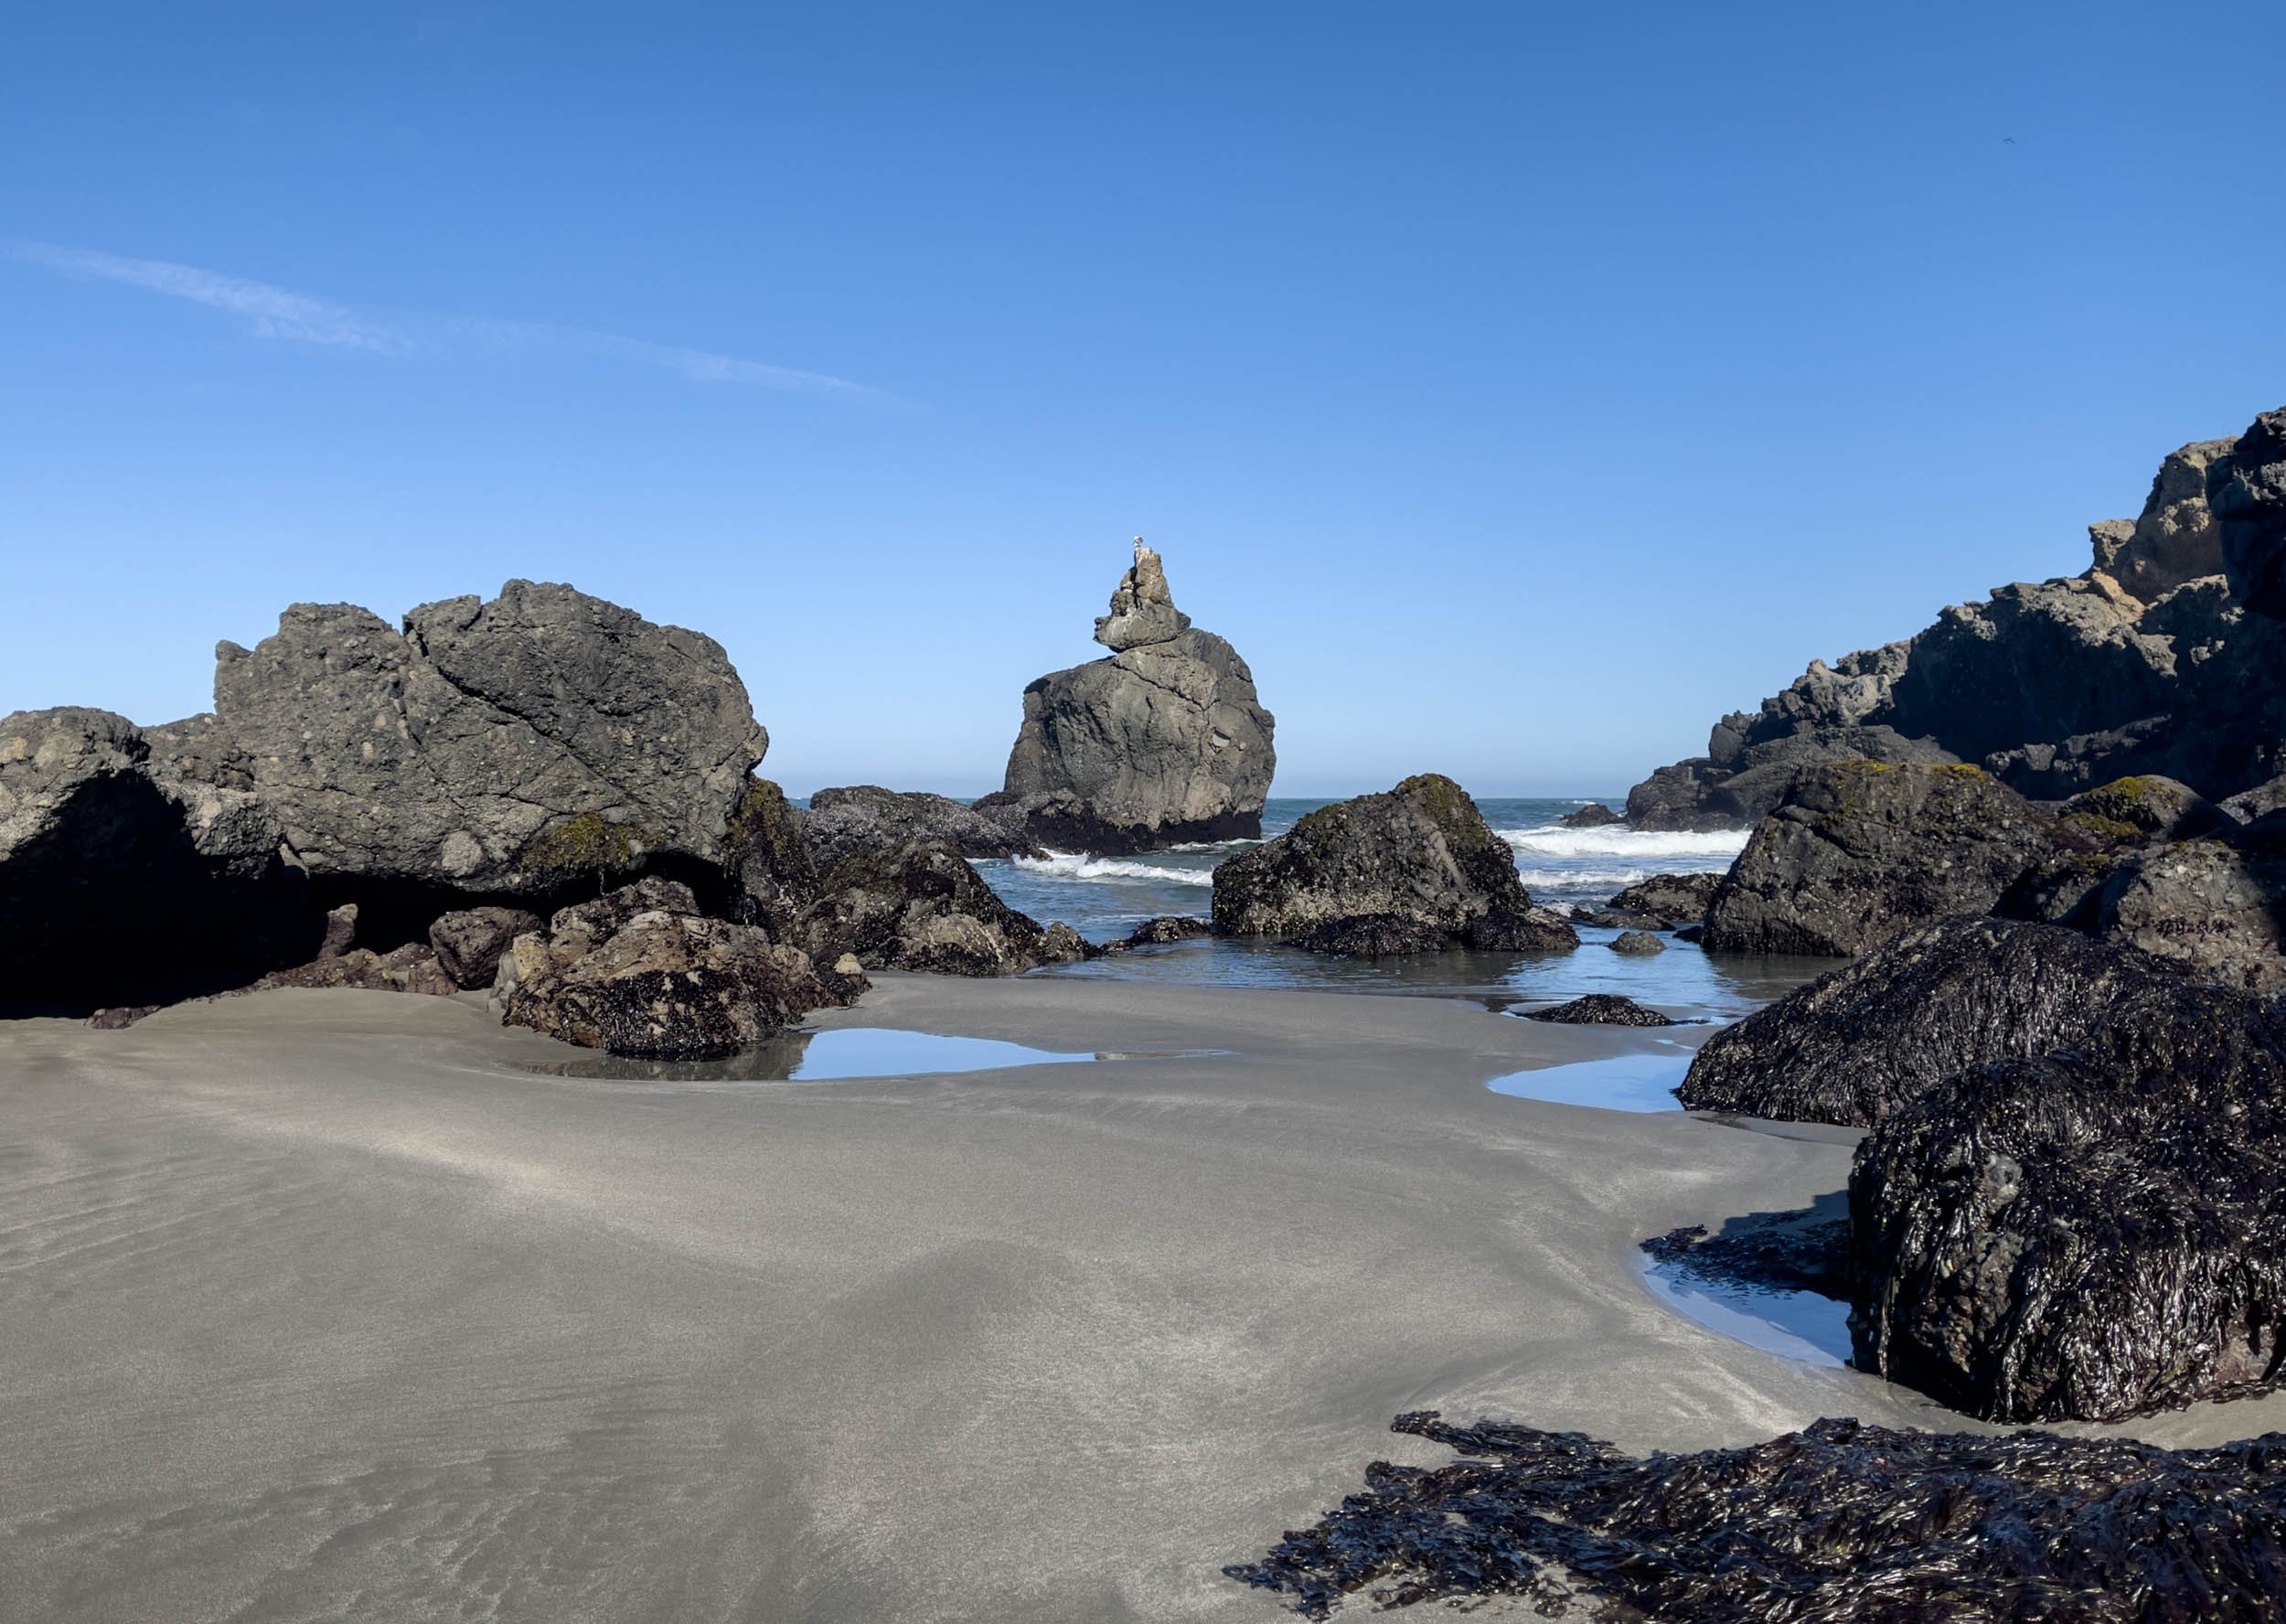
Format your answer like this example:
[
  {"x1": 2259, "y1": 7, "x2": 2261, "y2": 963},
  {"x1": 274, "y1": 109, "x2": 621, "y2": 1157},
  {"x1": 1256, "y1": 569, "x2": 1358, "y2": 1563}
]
[{"x1": 4, "y1": 975, "x2": 2280, "y2": 1622}]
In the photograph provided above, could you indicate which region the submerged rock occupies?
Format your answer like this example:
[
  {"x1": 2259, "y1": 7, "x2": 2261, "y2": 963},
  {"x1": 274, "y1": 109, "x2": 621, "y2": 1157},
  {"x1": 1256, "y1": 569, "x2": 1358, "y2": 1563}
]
[
  {"x1": 996, "y1": 541, "x2": 1276, "y2": 852},
  {"x1": 1851, "y1": 979, "x2": 2286, "y2": 1421},
  {"x1": 0, "y1": 707, "x2": 309, "y2": 1010},
  {"x1": 494, "y1": 879, "x2": 856, "y2": 1058},
  {"x1": 1524, "y1": 993, "x2": 1674, "y2": 1027},
  {"x1": 1121, "y1": 915, "x2": 1212, "y2": 946},
  {"x1": 1701, "y1": 763, "x2": 2062, "y2": 956},
  {"x1": 1607, "y1": 929, "x2": 1664, "y2": 956},
  {"x1": 1678, "y1": 918, "x2": 2195, "y2": 1126},
  {"x1": 205, "y1": 581, "x2": 766, "y2": 895},
  {"x1": 1229, "y1": 1411, "x2": 2286, "y2": 1620},
  {"x1": 1212, "y1": 775, "x2": 1576, "y2": 956}
]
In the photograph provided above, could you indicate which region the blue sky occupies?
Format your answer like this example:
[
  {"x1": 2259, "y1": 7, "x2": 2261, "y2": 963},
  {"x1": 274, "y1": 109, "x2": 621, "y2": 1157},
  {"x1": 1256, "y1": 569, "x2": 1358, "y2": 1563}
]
[{"x1": 5, "y1": 3, "x2": 2281, "y2": 796}]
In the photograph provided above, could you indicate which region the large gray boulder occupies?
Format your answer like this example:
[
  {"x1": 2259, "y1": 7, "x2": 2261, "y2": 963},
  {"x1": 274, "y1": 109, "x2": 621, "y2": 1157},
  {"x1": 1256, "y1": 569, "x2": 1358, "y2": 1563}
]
[
  {"x1": 2088, "y1": 436, "x2": 2233, "y2": 603},
  {"x1": 0, "y1": 707, "x2": 308, "y2": 1010},
  {"x1": 207, "y1": 581, "x2": 766, "y2": 893},
  {"x1": 994, "y1": 542, "x2": 1275, "y2": 853},
  {"x1": 2214, "y1": 406, "x2": 2286, "y2": 620},
  {"x1": 1701, "y1": 763, "x2": 2062, "y2": 957},
  {"x1": 2095, "y1": 815, "x2": 2286, "y2": 992},
  {"x1": 1212, "y1": 774, "x2": 1577, "y2": 956}
]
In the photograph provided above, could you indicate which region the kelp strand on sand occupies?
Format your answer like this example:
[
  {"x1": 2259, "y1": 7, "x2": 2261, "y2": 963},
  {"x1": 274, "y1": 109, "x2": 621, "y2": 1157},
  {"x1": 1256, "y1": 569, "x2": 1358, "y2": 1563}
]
[{"x1": 1227, "y1": 1411, "x2": 2286, "y2": 1620}]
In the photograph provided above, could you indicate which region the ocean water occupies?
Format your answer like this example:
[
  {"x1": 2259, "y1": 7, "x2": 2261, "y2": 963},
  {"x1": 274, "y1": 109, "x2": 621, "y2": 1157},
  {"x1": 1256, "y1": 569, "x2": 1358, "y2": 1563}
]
[{"x1": 973, "y1": 796, "x2": 1828, "y2": 1020}]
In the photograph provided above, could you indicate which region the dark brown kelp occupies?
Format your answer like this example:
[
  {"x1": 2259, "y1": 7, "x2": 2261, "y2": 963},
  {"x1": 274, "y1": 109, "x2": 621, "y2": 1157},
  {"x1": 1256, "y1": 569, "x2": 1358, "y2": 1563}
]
[{"x1": 1229, "y1": 1412, "x2": 2286, "y2": 1619}]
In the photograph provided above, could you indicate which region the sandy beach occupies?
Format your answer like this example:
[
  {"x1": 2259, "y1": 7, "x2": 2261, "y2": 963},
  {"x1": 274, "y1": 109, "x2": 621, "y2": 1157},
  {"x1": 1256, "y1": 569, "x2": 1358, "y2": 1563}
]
[{"x1": 4, "y1": 978, "x2": 2281, "y2": 1623}]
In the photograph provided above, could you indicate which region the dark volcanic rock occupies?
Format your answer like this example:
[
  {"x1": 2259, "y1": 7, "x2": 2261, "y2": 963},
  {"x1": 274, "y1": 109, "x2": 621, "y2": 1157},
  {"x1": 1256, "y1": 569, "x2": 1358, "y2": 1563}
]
[
  {"x1": 1701, "y1": 763, "x2": 2062, "y2": 957},
  {"x1": 998, "y1": 542, "x2": 1276, "y2": 852},
  {"x1": 1608, "y1": 929, "x2": 1664, "y2": 956},
  {"x1": 1212, "y1": 775, "x2": 1576, "y2": 956},
  {"x1": 2057, "y1": 773, "x2": 2233, "y2": 845},
  {"x1": 2216, "y1": 406, "x2": 2286, "y2": 620},
  {"x1": 1679, "y1": 918, "x2": 2195, "y2": 1126},
  {"x1": 0, "y1": 707, "x2": 309, "y2": 1011},
  {"x1": 1524, "y1": 993, "x2": 1674, "y2": 1027},
  {"x1": 1558, "y1": 801, "x2": 1621, "y2": 828},
  {"x1": 427, "y1": 905, "x2": 544, "y2": 990},
  {"x1": 803, "y1": 785, "x2": 1043, "y2": 864},
  {"x1": 494, "y1": 879, "x2": 855, "y2": 1058},
  {"x1": 1851, "y1": 979, "x2": 2286, "y2": 1421},
  {"x1": 1229, "y1": 1411, "x2": 2286, "y2": 1620},
  {"x1": 2095, "y1": 818, "x2": 2286, "y2": 991},
  {"x1": 250, "y1": 943, "x2": 460, "y2": 999},
  {"x1": 1641, "y1": 1206, "x2": 1848, "y2": 1298},
  {"x1": 1627, "y1": 725, "x2": 1959, "y2": 832},
  {"x1": 1122, "y1": 915, "x2": 1212, "y2": 946},
  {"x1": 2089, "y1": 436, "x2": 2233, "y2": 603},
  {"x1": 1609, "y1": 871, "x2": 1724, "y2": 926},
  {"x1": 795, "y1": 840, "x2": 1080, "y2": 976},
  {"x1": 206, "y1": 581, "x2": 766, "y2": 895}
]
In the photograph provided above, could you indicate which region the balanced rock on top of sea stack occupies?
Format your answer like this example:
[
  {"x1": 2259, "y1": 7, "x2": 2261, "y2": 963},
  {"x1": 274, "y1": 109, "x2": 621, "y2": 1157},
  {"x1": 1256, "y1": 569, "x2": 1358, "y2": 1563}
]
[{"x1": 985, "y1": 541, "x2": 1275, "y2": 854}]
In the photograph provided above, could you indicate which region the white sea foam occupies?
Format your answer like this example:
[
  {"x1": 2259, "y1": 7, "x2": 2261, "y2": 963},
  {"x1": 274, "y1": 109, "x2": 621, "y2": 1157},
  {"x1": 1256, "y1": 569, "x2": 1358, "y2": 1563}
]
[
  {"x1": 1013, "y1": 851, "x2": 1214, "y2": 886},
  {"x1": 1513, "y1": 866, "x2": 1652, "y2": 892},
  {"x1": 1498, "y1": 825, "x2": 1750, "y2": 862}
]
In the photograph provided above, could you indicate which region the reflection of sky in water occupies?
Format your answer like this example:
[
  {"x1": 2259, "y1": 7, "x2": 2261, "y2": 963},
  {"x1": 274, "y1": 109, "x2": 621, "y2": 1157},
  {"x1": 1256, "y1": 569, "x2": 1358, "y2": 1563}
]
[
  {"x1": 1640, "y1": 1255, "x2": 1853, "y2": 1367},
  {"x1": 526, "y1": 1028, "x2": 1096, "y2": 1083},
  {"x1": 1487, "y1": 1048, "x2": 1693, "y2": 1112}
]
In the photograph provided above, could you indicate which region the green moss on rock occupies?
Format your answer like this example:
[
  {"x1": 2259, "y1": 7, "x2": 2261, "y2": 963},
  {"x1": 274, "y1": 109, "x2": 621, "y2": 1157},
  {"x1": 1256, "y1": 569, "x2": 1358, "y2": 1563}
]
[{"x1": 520, "y1": 812, "x2": 647, "y2": 881}]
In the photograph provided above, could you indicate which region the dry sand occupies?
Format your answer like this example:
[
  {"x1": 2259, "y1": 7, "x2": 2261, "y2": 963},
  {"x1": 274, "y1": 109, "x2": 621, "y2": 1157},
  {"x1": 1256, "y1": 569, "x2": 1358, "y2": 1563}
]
[{"x1": 4, "y1": 974, "x2": 2281, "y2": 1622}]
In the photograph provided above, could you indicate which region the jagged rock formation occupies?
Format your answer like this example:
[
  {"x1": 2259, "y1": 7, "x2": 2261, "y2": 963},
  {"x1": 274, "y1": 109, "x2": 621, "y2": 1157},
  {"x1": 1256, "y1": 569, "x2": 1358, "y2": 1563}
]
[
  {"x1": 0, "y1": 707, "x2": 310, "y2": 1010},
  {"x1": 428, "y1": 905, "x2": 544, "y2": 989},
  {"x1": 1627, "y1": 406, "x2": 2286, "y2": 826},
  {"x1": 1700, "y1": 763, "x2": 2065, "y2": 956},
  {"x1": 802, "y1": 785, "x2": 1042, "y2": 864},
  {"x1": 991, "y1": 541, "x2": 1275, "y2": 853},
  {"x1": 1851, "y1": 977, "x2": 2286, "y2": 1421},
  {"x1": 1212, "y1": 775, "x2": 1578, "y2": 956},
  {"x1": 1229, "y1": 1411, "x2": 2286, "y2": 1620},
  {"x1": 1677, "y1": 918, "x2": 2197, "y2": 1124},
  {"x1": 204, "y1": 580, "x2": 765, "y2": 897},
  {"x1": 494, "y1": 878, "x2": 860, "y2": 1059}
]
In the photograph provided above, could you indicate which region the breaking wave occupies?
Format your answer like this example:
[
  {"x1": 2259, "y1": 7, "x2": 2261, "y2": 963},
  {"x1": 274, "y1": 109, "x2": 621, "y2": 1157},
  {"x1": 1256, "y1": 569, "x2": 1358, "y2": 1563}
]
[
  {"x1": 1499, "y1": 825, "x2": 1750, "y2": 863},
  {"x1": 1012, "y1": 851, "x2": 1215, "y2": 887}
]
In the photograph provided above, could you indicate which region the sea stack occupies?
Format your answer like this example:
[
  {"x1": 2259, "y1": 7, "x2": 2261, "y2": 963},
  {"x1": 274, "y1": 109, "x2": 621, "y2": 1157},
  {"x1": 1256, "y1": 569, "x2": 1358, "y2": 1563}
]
[{"x1": 988, "y1": 540, "x2": 1275, "y2": 853}]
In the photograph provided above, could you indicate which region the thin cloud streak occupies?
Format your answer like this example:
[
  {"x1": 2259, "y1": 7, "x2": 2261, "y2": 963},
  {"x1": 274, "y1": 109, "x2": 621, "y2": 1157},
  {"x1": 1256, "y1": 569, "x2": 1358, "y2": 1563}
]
[{"x1": 7, "y1": 240, "x2": 881, "y2": 400}]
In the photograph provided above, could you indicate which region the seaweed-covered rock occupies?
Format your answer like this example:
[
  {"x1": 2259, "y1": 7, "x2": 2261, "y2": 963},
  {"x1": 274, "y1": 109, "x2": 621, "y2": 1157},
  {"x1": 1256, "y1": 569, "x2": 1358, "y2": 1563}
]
[
  {"x1": 0, "y1": 706, "x2": 309, "y2": 1010},
  {"x1": 1679, "y1": 918, "x2": 2194, "y2": 1126},
  {"x1": 1212, "y1": 775, "x2": 1576, "y2": 956},
  {"x1": 802, "y1": 785, "x2": 1042, "y2": 864},
  {"x1": 250, "y1": 942, "x2": 460, "y2": 999},
  {"x1": 1229, "y1": 1411, "x2": 2286, "y2": 1620},
  {"x1": 427, "y1": 905, "x2": 544, "y2": 990},
  {"x1": 494, "y1": 880, "x2": 854, "y2": 1058},
  {"x1": 721, "y1": 777, "x2": 817, "y2": 935},
  {"x1": 2096, "y1": 819, "x2": 2286, "y2": 991},
  {"x1": 1608, "y1": 929, "x2": 1664, "y2": 956},
  {"x1": 1701, "y1": 764, "x2": 2061, "y2": 957},
  {"x1": 1122, "y1": 915, "x2": 1212, "y2": 945},
  {"x1": 206, "y1": 581, "x2": 766, "y2": 894},
  {"x1": 1524, "y1": 994, "x2": 1674, "y2": 1027},
  {"x1": 796, "y1": 840, "x2": 1077, "y2": 976},
  {"x1": 1851, "y1": 980, "x2": 2286, "y2": 1421},
  {"x1": 998, "y1": 542, "x2": 1276, "y2": 852},
  {"x1": 1607, "y1": 871, "x2": 1723, "y2": 926},
  {"x1": 2216, "y1": 406, "x2": 2286, "y2": 620}
]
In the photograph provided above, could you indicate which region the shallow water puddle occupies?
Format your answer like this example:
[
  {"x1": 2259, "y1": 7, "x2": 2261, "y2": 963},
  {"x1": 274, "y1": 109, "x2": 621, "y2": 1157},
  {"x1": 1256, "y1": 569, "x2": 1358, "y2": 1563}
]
[
  {"x1": 1485, "y1": 1047, "x2": 1692, "y2": 1112},
  {"x1": 1639, "y1": 1255, "x2": 1853, "y2": 1367},
  {"x1": 529, "y1": 1027, "x2": 1103, "y2": 1083}
]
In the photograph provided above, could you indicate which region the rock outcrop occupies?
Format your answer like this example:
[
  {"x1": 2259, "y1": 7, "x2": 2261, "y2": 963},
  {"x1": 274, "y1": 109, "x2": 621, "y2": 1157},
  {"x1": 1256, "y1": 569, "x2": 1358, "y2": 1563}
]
[
  {"x1": 994, "y1": 542, "x2": 1275, "y2": 853},
  {"x1": 1606, "y1": 872, "x2": 1723, "y2": 927},
  {"x1": 1625, "y1": 407, "x2": 2286, "y2": 827},
  {"x1": 205, "y1": 580, "x2": 765, "y2": 896},
  {"x1": 1700, "y1": 763, "x2": 2064, "y2": 957},
  {"x1": 1608, "y1": 930, "x2": 1664, "y2": 955},
  {"x1": 2094, "y1": 815, "x2": 2286, "y2": 991},
  {"x1": 791, "y1": 839, "x2": 1089, "y2": 976},
  {"x1": 1212, "y1": 775, "x2": 1577, "y2": 956},
  {"x1": 1851, "y1": 978, "x2": 2286, "y2": 1421},
  {"x1": 494, "y1": 878, "x2": 859, "y2": 1059},
  {"x1": 2215, "y1": 407, "x2": 2286, "y2": 619},
  {"x1": 1, "y1": 707, "x2": 309, "y2": 1010},
  {"x1": 428, "y1": 905, "x2": 545, "y2": 990},
  {"x1": 1524, "y1": 993, "x2": 1676, "y2": 1026},
  {"x1": 1677, "y1": 918, "x2": 2196, "y2": 1125},
  {"x1": 802, "y1": 785, "x2": 1042, "y2": 865},
  {"x1": 1559, "y1": 801, "x2": 1622, "y2": 828}
]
